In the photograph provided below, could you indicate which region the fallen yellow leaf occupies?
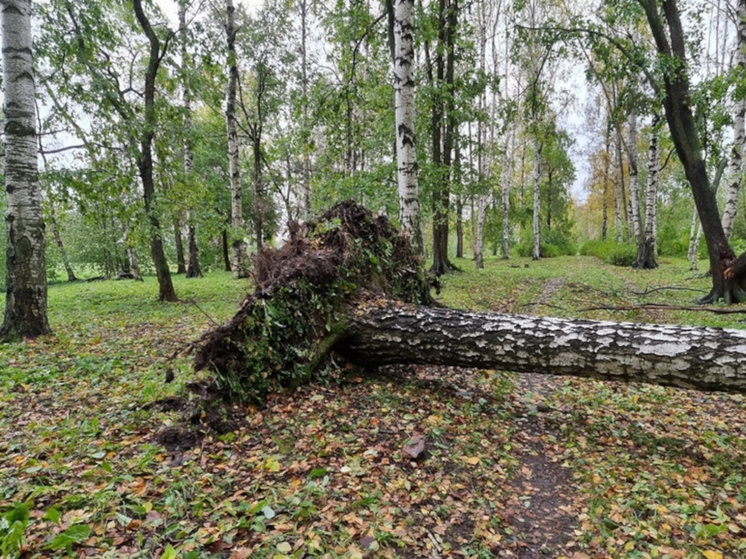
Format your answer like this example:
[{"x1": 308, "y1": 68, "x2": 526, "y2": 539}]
[{"x1": 702, "y1": 551, "x2": 723, "y2": 559}]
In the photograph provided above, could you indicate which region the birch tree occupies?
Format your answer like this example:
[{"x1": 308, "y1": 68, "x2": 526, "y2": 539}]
[
  {"x1": 637, "y1": 113, "x2": 660, "y2": 268},
  {"x1": 297, "y1": 0, "x2": 313, "y2": 218},
  {"x1": 501, "y1": 132, "x2": 512, "y2": 259},
  {"x1": 0, "y1": 0, "x2": 51, "y2": 339},
  {"x1": 721, "y1": 0, "x2": 746, "y2": 240},
  {"x1": 473, "y1": 0, "x2": 491, "y2": 268},
  {"x1": 531, "y1": 131, "x2": 542, "y2": 260},
  {"x1": 225, "y1": 0, "x2": 249, "y2": 278},
  {"x1": 626, "y1": 111, "x2": 642, "y2": 247},
  {"x1": 392, "y1": 0, "x2": 423, "y2": 254},
  {"x1": 179, "y1": 0, "x2": 202, "y2": 278}
]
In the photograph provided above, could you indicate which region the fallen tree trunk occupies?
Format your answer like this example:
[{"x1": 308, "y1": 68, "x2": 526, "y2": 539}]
[
  {"x1": 194, "y1": 200, "x2": 746, "y2": 401},
  {"x1": 339, "y1": 303, "x2": 746, "y2": 394}
]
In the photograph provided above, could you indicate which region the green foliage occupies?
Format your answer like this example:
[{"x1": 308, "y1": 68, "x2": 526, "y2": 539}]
[
  {"x1": 516, "y1": 229, "x2": 576, "y2": 258},
  {"x1": 579, "y1": 239, "x2": 637, "y2": 267},
  {"x1": 606, "y1": 244, "x2": 637, "y2": 267},
  {"x1": 657, "y1": 221, "x2": 689, "y2": 257},
  {"x1": 45, "y1": 524, "x2": 91, "y2": 551},
  {"x1": 0, "y1": 503, "x2": 30, "y2": 559}
]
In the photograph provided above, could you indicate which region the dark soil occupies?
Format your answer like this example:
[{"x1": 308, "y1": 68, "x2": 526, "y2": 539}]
[{"x1": 503, "y1": 377, "x2": 577, "y2": 558}]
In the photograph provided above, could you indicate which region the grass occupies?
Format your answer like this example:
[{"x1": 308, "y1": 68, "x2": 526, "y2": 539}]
[{"x1": 1, "y1": 258, "x2": 745, "y2": 558}]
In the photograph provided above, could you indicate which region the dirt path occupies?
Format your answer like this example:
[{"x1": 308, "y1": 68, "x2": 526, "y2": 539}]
[{"x1": 500, "y1": 277, "x2": 581, "y2": 558}]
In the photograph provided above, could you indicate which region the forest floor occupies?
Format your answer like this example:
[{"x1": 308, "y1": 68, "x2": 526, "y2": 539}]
[{"x1": 1, "y1": 255, "x2": 745, "y2": 559}]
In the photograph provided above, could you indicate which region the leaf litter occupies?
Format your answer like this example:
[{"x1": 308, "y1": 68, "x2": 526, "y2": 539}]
[{"x1": 0, "y1": 257, "x2": 745, "y2": 558}]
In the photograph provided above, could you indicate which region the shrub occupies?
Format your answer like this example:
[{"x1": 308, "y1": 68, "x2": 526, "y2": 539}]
[
  {"x1": 607, "y1": 245, "x2": 637, "y2": 267},
  {"x1": 515, "y1": 238, "x2": 576, "y2": 258},
  {"x1": 579, "y1": 240, "x2": 636, "y2": 267},
  {"x1": 657, "y1": 222, "x2": 688, "y2": 257},
  {"x1": 543, "y1": 229, "x2": 576, "y2": 256},
  {"x1": 579, "y1": 239, "x2": 612, "y2": 259}
]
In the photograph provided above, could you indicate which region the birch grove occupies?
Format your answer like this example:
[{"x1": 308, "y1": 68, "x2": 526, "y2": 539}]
[{"x1": 225, "y1": 0, "x2": 249, "y2": 278}]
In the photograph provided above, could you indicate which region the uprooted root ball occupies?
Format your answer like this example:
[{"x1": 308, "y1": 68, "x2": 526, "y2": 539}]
[{"x1": 193, "y1": 200, "x2": 435, "y2": 403}]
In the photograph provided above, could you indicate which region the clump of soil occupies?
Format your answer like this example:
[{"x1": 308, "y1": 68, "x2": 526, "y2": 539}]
[
  {"x1": 154, "y1": 425, "x2": 199, "y2": 452},
  {"x1": 151, "y1": 396, "x2": 245, "y2": 452},
  {"x1": 193, "y1": 200, "x2": 434, "y2": 403}
]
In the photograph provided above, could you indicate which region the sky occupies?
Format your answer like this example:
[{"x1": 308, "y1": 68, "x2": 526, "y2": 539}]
[{"x1": 154, "y1": 0, "x2": 260, "y2": 26}]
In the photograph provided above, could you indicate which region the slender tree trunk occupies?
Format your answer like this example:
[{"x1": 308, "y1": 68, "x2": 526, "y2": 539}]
[
  {"x1": 126, "y1": 246, "x2": 143, "y2": 281},
  {"x1": 299, "y1": 0, "x2": 312, "y2": 218},
  {"x1": 186, "y1": 224, "x2": 202, "y2": 278},
  {"x1": 474, "y1": 0, "x2": 490, "y2": 269},
  {"x1": 456, "y1": 198, "x2": 464, "y2": 258},
  {"x1": 252, "y1": 133, "x2": 264, "y2": 249},
  {"x1": 174, "y1": 216, "x2": 186, "y2": 274},
  {"x1": 688, "y1": 207, "x2": 701, "y2": 271},
  {"x1": 637, "y1": 113, "x2": 660, "y2": 269},
  {"x1": 393, "y1": 0, "x2": 423, "y2": 254},
  {"x1": 221, "y1": 229, "x2": 231, "y2": 272},
  {"x1": 614, "y1": 126, "x2": 625, "y2": 242},
  {"x1": 133, "y1": 0, "x2": 177, "y2": 302},
  {"x1": 501, "y1": 135, "x2": 511, "y2": 259},
  {"x1": 49, "y1": 205, "x2": 77, "y2": 282},
  {"x1": 0, "y1": 0, "x2": 51, "y2": 338},
  {"x1": 475, "y1": 196, "x2": 487, "y2": 268},
  {"x1": 180, "y1": 0, "x2": 202, "y2": 279},
  {"x1": 429, "y1": 0, "x2": 456, "y2": 276},
  {"x1": 225, "y1": 0, "x2": 249, "y2": 278},
  {"x1": 721, "y1": 0, "x2": 746, "y2": 239},
  {"x1": 626, "y1": 112, "x2": 643, "y2": 251},
  {"x1": 601, "y1": 127, "x2": 611, "y2": 241},
  {"x1": 531, "y1": 136, "x2": 541, "y2": 260}
]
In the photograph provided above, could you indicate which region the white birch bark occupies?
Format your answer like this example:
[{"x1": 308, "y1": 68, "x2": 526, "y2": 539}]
[
  {"x1": 626, "y1": 112, "x2": 642, "y2": 247},
  {"x1": 501, "y1": 135, "x2": 512, "y2": 259},
  {"x1": 688, "y1": 206, "x2": 701, "y2": 271},
  {"x1": 644, "y1": 114, "x2": 659, "y2": 255},
  {"x1": 225, "y1": 0, "x2": 248, "y2": 278},
  {"x1": 474, "y1": 0, "x2": 490, "y2": 269},
  {"x1": 475, "y1": 195, "x2": 487, "y2": 267},
  {"x1": 393, "y1": 0, "x2": 422, "y2": 254},
  {"x1": 601, "y1": 128, "x2": 611, "y2": 240},
  {"x1": 299, "y1": 0, "x2": 312, "y2": 218},
  {"x1": 180, "y1": 0, "x2": 202, "y2": 278},
  {"x1": 721, "y1": 0, "x2": 746, "y2": 239},
  {"x1": 343, "y1": 304, "x2": 746, "y2": 394},
  {"x1": 532, "y1": 136, "x2": 541, "y2": 260},
  {"x1": 0, "y1": 0, "x2": 51, "y2": 338},
  {"x1": 614, "y1": 131, "x2": 624, "y2": 242},
  {"x1": 127, "y1": 246, "x2": 143, "y2": 281}
]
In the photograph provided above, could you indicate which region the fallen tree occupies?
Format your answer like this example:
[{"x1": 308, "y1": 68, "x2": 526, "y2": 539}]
[
  {"x1": 193, "y1": 201, "x2": 746, "y2": 402},
  {"x1": 340, "y1": 303, "x2": 746, "y2": 393}
]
